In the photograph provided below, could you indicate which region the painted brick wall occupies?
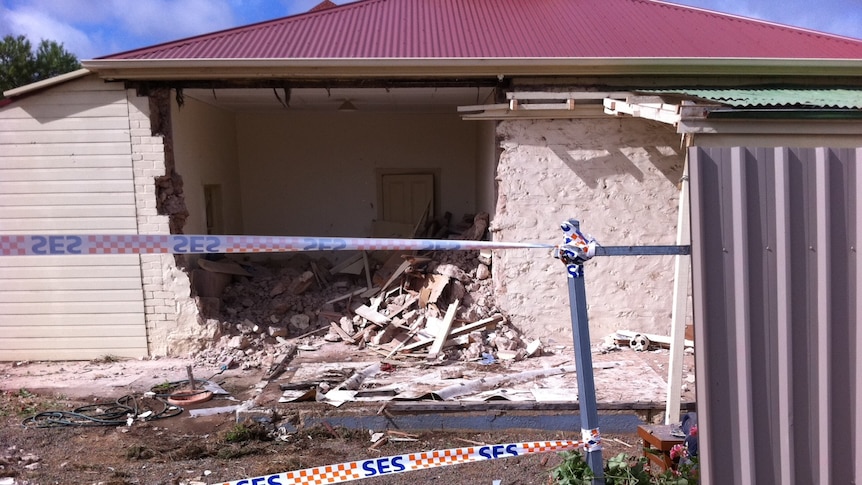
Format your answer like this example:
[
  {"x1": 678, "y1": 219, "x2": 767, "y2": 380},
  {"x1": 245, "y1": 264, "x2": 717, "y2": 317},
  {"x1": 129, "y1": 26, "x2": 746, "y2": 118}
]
[
  {"x1": 127, "y1": 92, "x2": 209, "y2": 356},
  {"x1": 493, "y1": 117, "x2": 686, "y2": 343}
]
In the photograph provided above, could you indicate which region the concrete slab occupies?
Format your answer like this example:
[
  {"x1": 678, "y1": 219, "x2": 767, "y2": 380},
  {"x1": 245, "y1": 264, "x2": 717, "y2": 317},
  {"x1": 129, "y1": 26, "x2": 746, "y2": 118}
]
[
  {"x1": 0, "y1": 358, "x2": 230, "y2": 399},
  {"x1": 0, "y1": 344, "x2": 695, "y2": 417}
]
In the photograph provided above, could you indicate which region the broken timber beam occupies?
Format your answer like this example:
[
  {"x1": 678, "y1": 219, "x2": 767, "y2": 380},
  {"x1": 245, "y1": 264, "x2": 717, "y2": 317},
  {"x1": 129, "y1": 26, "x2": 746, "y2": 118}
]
[
  {"x1": 354, "y1": 304, "x2": 391, "y2": 326},
  {"x1": 399, "y1": 314, "x2": 503, "y2": 352},
  {"x1": 330, "y1": 322, "x2": 356, "y2": 343},
  {"x1": 377, "y1": 260, "x2": 411, "y2": 295},
  {"x1": 427, "y1": 299, "x2": 459, "y2": 359}
]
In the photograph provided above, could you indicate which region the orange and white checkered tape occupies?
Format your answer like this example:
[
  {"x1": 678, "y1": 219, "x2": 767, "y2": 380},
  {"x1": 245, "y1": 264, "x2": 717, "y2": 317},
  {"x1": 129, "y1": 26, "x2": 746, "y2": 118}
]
[{"x1": 219, "y1": 439, "x2": 585, "y2": 485}]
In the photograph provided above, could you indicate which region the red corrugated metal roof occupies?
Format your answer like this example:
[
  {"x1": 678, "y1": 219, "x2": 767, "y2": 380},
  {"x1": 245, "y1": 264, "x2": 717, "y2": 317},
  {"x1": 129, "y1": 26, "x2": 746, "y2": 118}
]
[{"x1": 100, "y1": 0, "x2": 862, "y2": 60}]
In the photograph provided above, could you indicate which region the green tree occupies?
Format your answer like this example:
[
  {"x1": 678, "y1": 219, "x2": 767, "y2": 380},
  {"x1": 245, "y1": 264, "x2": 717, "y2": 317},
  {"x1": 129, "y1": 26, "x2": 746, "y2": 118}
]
[{"x1": 1, "y1": 35, "x2": 80, "y2": 95}]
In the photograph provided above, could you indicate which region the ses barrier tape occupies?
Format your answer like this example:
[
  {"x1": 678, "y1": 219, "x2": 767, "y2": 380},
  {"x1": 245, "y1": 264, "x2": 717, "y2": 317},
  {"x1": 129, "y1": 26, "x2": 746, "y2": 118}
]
[
  {"x1": 0, "y1": 234, "x2": 554, "y2": 256},
  {"x1": 218, "y1": 439, "x2": 587, "y2": 485}
]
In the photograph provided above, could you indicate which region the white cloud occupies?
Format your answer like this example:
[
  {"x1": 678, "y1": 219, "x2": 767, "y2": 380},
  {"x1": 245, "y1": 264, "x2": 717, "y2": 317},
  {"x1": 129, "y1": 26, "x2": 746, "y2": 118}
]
[
  {"x1": 1, "y1": 5, "x2": 96, "y2": 57},
  {"x1": 106, "y1": 0, "x2": 237, "y2": 40},
  {"x1": 1, "y1": 0, "x2": 239, "y2": 58}
]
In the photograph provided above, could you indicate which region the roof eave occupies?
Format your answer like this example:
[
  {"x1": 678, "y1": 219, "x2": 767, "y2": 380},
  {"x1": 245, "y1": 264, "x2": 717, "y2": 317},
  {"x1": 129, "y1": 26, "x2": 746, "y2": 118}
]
[
  {"x1": 81, "y1": 58, "x2": 862, "y2": 81},
  {"x1": 2, "y1": 68, "x2": 91, "y2": 98}
]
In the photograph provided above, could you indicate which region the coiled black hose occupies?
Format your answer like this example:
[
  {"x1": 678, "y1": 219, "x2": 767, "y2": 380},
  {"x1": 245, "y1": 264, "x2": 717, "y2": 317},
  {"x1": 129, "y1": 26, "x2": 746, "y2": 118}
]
[{"x1": 22, "y1": 394, "x2": 182, "y2": 428}]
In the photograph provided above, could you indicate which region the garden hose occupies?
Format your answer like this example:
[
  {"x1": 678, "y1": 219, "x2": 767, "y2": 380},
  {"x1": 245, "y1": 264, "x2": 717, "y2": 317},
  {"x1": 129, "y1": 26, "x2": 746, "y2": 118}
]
[{"x1": 21, "y1": 394, "x2": 182, "y2": 428}]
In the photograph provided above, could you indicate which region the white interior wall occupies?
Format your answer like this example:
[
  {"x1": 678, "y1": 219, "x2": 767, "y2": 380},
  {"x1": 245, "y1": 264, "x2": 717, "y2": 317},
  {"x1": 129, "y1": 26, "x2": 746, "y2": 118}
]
[
  {"x1": 235, "y1": 111, "x2": 477, "y2": 237},
  {"x1": 172, "y1": 97, "x2": 243, "y2": 235},
  {"x1": 493, "y1": 117, "x2": 685, "y2": 342}
]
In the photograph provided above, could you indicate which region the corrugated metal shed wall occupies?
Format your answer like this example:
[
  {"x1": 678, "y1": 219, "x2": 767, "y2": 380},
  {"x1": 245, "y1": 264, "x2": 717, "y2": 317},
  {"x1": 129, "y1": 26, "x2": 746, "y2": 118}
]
[{"x1": 689, "y1": 146, "x2": 861, "y2": 485}]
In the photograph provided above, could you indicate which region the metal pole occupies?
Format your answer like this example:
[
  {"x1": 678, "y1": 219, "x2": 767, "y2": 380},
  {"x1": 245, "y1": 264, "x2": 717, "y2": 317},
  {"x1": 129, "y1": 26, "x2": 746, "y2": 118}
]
[
  {"x1": 556, "y1": 219, "x2": 604, "y2": 483},
  {"x1": 665, "y1": 159, "x2": 691, "y2": 424}
]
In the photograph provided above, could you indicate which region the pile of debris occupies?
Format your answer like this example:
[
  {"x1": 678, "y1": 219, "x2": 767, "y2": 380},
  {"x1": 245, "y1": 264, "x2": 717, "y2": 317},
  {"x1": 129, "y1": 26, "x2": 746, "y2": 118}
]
[{"x1": 191, "y1": 216, "x2": 540, "y2": 370}]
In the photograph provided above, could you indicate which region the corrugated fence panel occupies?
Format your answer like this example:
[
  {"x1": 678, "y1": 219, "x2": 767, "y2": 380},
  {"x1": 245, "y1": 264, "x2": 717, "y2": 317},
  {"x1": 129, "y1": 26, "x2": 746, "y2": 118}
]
[{"x1": 690, "y1": 146, "x2": 860, "y2": 485}]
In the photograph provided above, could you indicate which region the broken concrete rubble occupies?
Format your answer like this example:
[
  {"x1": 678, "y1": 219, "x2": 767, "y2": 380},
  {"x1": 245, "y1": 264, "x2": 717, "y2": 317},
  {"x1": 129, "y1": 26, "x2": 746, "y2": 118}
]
[{"x1": 191, "y1": 231, "x2": 537, "y2": 373}]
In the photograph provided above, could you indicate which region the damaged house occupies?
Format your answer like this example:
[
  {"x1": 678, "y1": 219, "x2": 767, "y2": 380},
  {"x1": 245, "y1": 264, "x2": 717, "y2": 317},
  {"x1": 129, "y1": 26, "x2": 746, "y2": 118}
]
[{"x1": 1, "y1": 0, "x2": 861, "y2": 365}]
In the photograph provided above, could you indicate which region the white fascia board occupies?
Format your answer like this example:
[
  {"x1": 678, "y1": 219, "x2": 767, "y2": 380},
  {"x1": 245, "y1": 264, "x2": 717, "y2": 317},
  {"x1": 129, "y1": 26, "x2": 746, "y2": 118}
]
[
  {"x1": 81, "y1": 58, "x2": 862, "y2": 80},
  {"x1": 3, "y1": 68, "x2": 91, "y2": 98}
]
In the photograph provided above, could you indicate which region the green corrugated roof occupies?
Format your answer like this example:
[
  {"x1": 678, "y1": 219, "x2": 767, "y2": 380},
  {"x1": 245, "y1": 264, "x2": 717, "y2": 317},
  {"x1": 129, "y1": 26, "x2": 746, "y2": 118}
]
[{"x1": 641, "y1": 89, "x2": 862, "y2": 109}]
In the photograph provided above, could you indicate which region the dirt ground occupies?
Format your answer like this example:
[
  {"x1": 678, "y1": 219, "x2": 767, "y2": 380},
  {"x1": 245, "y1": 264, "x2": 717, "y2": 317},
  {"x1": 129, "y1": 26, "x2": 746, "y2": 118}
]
[
  {"x1": 0, "y1": 383, "x2": 642, "y2": 485},
  {"x1": 0, "y1": 344, "x2": 694, "y2": 485}
]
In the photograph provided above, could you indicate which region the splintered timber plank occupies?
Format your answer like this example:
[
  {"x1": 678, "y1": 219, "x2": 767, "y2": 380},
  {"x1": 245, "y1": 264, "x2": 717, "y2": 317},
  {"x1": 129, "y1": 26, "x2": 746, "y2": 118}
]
[
  {"x1": 427, "y1": 299, "x2": 459, "y2": 358},
  {"x1": 330, "y1": 322, "x2": 356, "y2": 343},
  {"x1": 378, "y1": 260, "x2": 411, "y2": 294},
  {"x1": 354, "y1": 305, "x2": 391, "y2": 326},
  {"x1": 399, "y1": 314, "x2": 503, "y2": 352}
]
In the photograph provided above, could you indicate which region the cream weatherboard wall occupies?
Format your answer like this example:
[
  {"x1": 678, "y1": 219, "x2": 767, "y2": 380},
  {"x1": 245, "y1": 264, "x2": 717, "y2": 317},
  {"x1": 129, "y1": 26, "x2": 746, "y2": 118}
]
[
  {"x1": 0, "y1": 74, "x2": 199, "y2": 361},
  {"x1": 0, "y1": 75, "x2": 144, "y2": 360}
]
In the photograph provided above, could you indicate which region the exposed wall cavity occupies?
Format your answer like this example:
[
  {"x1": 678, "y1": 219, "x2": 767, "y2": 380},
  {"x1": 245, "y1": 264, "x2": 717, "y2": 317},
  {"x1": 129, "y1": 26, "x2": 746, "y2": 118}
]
[
  {"x1": 492, "y1": 117, "x2": 685, "y2": 343},
  {"x1": 147, "y1": 88, "x2": 188, "y2": 235},
  {"x1": 127, "y1": 89, "x2": 208, "y2": 357}
]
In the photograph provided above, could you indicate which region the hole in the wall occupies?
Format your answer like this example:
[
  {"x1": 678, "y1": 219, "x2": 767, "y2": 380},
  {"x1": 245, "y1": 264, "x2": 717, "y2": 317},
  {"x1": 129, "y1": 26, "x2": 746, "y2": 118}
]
[{"x1": 147, "y1": 88, "x2": 189, "y2": 237}]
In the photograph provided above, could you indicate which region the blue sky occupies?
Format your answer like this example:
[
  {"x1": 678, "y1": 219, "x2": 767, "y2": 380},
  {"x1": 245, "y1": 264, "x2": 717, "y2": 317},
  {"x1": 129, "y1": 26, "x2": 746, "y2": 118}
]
[{"x1": 1, "y1": 0, "x2": 860, "y2": 60}]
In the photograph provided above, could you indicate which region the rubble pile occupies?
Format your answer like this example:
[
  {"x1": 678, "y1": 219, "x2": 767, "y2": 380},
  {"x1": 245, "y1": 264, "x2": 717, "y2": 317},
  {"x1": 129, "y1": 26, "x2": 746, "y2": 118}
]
[{"x1": 192, "y1": 216, "x2": 539, "y2": 370}]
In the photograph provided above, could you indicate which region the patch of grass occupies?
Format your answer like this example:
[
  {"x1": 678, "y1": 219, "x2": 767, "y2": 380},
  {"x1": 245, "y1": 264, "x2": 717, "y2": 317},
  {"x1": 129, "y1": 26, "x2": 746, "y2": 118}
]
[
  {"x1": 15, "y1": 388, "x2": 36, "y2": 398},
  {"x1": 6, "y1": 388, "x2": 46, "y2": 416},
  {"x1": 0, "y1": 388, "x2": 75, "y2": 418},
  {"x1": 92, "y1": 354, "x2": 123, "y2": 363},
  {"x1": 151, "y1": 380, "x2": 176, "y2": 394},
  {"x1": 223, "y1": 423, "x2": 271, "y2": 443}
]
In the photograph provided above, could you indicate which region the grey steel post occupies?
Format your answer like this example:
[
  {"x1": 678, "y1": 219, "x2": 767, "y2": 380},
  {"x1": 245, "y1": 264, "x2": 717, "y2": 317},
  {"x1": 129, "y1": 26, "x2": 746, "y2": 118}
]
[{"x1": 554, "y1": 219, "x2": 605, "y2": 483}]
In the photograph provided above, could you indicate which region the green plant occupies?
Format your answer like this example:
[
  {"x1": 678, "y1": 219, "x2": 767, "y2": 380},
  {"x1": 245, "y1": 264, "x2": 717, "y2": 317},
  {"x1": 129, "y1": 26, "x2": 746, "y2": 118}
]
[
  {"x1": 12, "y1": 387, "x2": 46, "y2": 416},
  {"x1": 223, "y1": 423, "x2": 271, "y2": 443},
  {"x1": 16, "y1": 388, "x2": 35, "y2": 398},
  {"x1": 151, "y1": 380, "x2": 175, "y2": 393},
  {"x1": 549, "y1": 450, "x2": 699, "y2": 484},
  {"x1": 550, "y1": 450, "x2": 595, "y2": 485},
  {"x1": 605, "y1": 453, "x2": 652, "y2": 484}
]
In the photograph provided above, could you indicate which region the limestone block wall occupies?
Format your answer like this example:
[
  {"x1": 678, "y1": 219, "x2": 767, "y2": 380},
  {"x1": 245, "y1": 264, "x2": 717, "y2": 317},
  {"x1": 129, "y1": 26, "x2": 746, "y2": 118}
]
[
  {"x1": 127, "y1": 92, "x2": 210, "y2": 356},
  {"x1": 492, "y1": 117, "x2": 685, "y2": 343}
]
